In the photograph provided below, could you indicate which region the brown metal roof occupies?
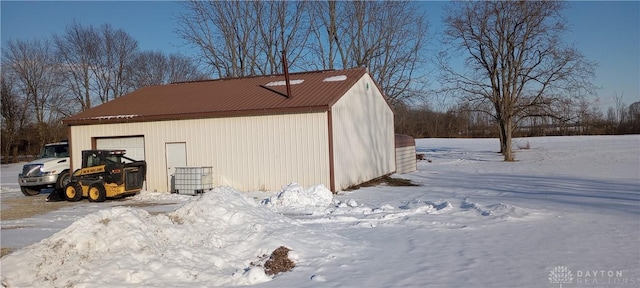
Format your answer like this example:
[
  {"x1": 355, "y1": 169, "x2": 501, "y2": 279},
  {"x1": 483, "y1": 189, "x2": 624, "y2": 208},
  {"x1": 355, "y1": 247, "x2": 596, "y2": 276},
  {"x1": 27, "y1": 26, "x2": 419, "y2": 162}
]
[
  {"x1": 395, "y1": 134, "x2": 416, "y2": 148},
  {"x1": 63, "y1": 68, "x2": 368, "y2": 126}
]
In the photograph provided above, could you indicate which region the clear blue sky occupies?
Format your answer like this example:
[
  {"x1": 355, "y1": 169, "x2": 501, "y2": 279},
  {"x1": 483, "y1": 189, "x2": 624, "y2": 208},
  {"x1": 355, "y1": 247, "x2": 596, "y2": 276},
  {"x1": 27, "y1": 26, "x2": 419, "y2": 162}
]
[{"x1": 2, "y1": 1, "x2": 638, "y2": 110}]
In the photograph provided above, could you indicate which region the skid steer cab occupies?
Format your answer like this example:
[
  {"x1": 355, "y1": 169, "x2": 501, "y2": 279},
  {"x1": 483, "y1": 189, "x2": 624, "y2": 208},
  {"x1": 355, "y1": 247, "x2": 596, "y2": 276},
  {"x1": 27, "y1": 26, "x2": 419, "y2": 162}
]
[{"x1": 62, "y1": 150, "x2": 146, "y2": 202}]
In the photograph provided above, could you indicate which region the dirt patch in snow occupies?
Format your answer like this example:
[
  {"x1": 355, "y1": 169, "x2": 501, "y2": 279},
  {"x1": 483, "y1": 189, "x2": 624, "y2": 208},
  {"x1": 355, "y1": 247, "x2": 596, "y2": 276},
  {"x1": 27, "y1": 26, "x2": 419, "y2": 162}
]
[
  {"x1": 1, "y1": 248, "x2": 12, "y2": 258},
  {"x1": 264, "y1": 246, "x2": 296, "y2": 276},
  {"x1": 249, "y1": 246, "x2": 296, "y2": 276},
  {"x1": 0, "y1": 194, "x2": 75, "y2": 221},
  {"x1": 346, "y1": 175, "x2": 420, "y2": 190},
  {"x1": 1, "y1": 195, "x2": 177, "y2": 222}
]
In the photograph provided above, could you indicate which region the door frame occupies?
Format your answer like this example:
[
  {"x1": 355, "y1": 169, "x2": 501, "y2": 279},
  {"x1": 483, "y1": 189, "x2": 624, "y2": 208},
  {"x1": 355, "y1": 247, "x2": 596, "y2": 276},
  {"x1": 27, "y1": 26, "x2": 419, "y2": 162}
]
[{"x1": 165, "y1": 142, "x2": 187, "y2": 192}]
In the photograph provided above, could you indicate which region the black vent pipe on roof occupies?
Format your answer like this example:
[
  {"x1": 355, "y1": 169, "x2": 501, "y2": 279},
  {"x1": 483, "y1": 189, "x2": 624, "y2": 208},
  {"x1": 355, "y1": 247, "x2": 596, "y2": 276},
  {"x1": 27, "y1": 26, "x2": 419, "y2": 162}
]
[{"x1": 282, "y1": 50, "x2": 292, "y2": 99}]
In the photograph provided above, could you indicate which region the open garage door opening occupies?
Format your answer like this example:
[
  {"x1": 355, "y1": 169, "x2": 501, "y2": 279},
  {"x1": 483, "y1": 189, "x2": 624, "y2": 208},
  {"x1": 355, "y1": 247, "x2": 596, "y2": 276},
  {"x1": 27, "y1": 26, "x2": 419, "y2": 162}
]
[
  {"x1": 94, "y1": 136, "x2": 146, "y2": 191},
  {"x1": 94, "y1": 136, "x2": 145, "y2": 161}
]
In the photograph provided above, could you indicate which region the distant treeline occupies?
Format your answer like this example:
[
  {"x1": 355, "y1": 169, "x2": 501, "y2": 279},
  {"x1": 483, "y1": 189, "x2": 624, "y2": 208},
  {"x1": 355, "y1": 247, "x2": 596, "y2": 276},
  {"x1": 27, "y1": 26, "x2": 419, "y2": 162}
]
[{"x1": 395, "y1": 101, "x2": 640, "y2": 138}]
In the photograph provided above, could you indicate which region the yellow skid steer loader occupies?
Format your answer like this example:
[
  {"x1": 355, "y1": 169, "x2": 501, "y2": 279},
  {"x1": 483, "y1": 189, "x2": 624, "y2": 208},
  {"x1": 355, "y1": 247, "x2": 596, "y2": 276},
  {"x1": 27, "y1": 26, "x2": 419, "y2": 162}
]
[{"x1": 61, "y1": 150, "x2": 146, "y2": 202}]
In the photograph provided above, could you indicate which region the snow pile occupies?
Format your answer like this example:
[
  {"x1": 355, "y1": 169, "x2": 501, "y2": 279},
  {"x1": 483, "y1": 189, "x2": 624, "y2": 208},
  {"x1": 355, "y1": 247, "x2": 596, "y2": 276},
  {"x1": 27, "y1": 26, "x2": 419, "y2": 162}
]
[
  {"x1": 260, "y1": 183, "x2": 378, "y2": 218},
  {"x1": 262, "y1": 183, "x2": 334, "y2": 209},
  {"x1": 0, "y1": 186, "x2": 357, "y2": 288},
  {"x1": 460, "y1": 198, "x2": 531, "y2": 219},
  {"x1": 399, "y1": 199, "x2": 453, "y2": 214},
  {"x1": 131, "y1": 190, "x2": 193, "y2": 202},
  {"x1": 258, "y1": 183, "x2": 533, "y2": 229}
]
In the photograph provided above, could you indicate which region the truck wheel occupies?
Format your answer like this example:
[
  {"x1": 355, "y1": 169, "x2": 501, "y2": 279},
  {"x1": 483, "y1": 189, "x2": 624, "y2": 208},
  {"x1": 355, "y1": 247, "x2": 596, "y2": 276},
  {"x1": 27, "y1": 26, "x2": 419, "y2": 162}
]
[
  {"x1": 88, "y1": 183, "x2": 107, "y2": 202},
  {"x1": 20, "y1": 186, "x2": 41, "y2": 196},
  {"x1": 64, "y1": 183, "x2": 83, "y2": 202},
  {"x1": 55, "y1": 171, "x2": 70, "y2": 190}
]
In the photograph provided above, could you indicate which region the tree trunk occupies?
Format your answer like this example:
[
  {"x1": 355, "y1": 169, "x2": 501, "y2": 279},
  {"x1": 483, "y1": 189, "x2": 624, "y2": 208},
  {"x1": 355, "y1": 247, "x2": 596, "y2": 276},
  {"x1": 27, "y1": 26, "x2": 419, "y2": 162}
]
[
  {"x1": 502, "y1": 117, "x2": 515, "y2": 161},
  {"x1": 11, "y1": 145, "x2": 19, "y2": 163},
  {"x1": 497, "y1": 122, "x2": 506, "y2": 154},
  {"x1": 496, "y1": 112, "x2": 515, "y2": 161}
]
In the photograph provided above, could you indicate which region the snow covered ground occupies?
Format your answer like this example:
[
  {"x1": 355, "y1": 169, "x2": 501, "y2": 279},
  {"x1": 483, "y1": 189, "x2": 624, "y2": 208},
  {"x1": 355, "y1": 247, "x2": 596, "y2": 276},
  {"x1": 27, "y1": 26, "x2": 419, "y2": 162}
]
[{"x1": 1, "y1": 135, "x2": 639, "y2": 287}]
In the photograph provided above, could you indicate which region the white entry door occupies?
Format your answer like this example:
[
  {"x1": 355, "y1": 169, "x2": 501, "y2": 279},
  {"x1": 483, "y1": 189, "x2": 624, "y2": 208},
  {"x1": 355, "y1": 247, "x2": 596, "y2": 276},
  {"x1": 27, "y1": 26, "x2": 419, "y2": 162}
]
[{"x1": 166, "y1": 142, "x2": 186, "y2": 192}]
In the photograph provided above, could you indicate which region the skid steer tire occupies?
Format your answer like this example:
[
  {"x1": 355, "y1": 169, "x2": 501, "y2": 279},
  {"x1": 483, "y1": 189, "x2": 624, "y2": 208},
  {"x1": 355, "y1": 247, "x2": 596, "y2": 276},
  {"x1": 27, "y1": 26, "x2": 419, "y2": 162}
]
[
  {"x1": 88, "y1": 183, "x2": 107, "y2": 202},
  {"x1": 65, "y1": 182, "x2": 83, "y2": 202}
]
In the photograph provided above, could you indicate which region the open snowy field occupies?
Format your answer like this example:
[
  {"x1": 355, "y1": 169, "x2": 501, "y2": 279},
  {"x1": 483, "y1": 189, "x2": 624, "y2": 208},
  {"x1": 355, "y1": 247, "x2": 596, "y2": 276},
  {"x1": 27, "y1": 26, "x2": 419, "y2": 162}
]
[{"x1": 1, "y1": 135, "x2": 639, "y2": 287}]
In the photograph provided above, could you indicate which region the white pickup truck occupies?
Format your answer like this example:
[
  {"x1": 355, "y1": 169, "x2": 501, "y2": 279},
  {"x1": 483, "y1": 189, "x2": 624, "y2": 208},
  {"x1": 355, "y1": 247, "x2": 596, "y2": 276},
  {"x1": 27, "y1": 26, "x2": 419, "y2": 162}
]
[{"x1": 18, "y1": 142, "x2": 71, "y2": 196}]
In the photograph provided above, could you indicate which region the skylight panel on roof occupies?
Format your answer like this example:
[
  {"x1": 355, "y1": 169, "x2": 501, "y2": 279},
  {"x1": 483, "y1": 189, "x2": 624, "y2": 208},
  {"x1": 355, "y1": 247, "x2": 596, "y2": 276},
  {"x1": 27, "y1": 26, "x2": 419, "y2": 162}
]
[
  {"x1": 323, "y1": 75, "x2": 347, "y2": 82},
  {"x1": 265, "y1": 79, "x2": 304, "y2": 86}
]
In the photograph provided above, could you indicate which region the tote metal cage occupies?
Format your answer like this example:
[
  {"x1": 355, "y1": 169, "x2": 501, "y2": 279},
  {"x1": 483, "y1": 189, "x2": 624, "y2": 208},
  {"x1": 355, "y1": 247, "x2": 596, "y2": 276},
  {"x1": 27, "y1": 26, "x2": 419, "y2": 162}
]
[{"x1": 173, "y1": 167, "x2": 213, "y2": 195}]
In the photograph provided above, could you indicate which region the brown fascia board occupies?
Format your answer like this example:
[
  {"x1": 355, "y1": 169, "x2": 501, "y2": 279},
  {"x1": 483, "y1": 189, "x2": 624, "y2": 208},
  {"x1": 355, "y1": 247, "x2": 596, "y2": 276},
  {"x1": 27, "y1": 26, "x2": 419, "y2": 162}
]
[{"x1": 63, "y1": 105, "x2": 332, "y2": 126}]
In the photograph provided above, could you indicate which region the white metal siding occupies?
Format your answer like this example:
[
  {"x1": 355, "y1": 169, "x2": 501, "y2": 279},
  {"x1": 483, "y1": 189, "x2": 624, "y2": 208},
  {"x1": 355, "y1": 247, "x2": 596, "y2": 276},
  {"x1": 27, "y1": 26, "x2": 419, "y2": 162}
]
[
  {"x1": 395, "y1": 146, "x2": 417, "y2": 174},
  {"x1": 69, "y1": 112, "x2": 330, "y2": 192},
  {"x1": 331, "y1": 74, "x2": 396, "y2": 190}
]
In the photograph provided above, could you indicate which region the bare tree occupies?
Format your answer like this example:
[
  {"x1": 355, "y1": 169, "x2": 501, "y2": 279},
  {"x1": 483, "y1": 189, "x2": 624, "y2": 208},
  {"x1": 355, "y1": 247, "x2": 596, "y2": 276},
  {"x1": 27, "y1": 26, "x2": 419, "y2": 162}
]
[
  {"x1": 613, "y1": 92, "x2": 628, "y2": 128},
  {"x1": 177, "y1": 1, "x2": 309, "y2": 78},
  {"x1": 2, "y1": 39, "x2": 64, "y2": 147},
  {"x1": 93, "y1": 24, "x2": 139, "y2": 103},
  {"x1": 130, "y1": 51, "x2": 206, "y2": 89},
  {"x1": 130, "y1": 51, "x2": 168, "y2": 88},
  {"x1": 166, "y1": 54, "x2": 207, "y2": 83},
  {"x1": 309, "y1": 1, "x2": 428, "y2": 106},
  {"x1": 54, "y1": 23, "x2": 138, "y2": 109},
  {"x1": 627, "y1": 101, "x2": 640, "y2": 133},
  {"x1": 177, "y1": 1, "x2": 258, "y2": 78},
  {"x1": 178, "y1": 0, "x2": 428, "y2": 106},
  {"x1": 254, "y1": 1, "x2": 309, "y2": 74},
  {"x1": 308, "y1": 0, "x2": 342, "y2": 70},
  {"x1": 439, "y1": 1, "x2": 596, "y2": 161},
  {"x1": 53, "y1": 21, "x2": 100, "y2": 111},
  {"x1": 1, "y1": 69, "x2": 30, "y2": 162}
]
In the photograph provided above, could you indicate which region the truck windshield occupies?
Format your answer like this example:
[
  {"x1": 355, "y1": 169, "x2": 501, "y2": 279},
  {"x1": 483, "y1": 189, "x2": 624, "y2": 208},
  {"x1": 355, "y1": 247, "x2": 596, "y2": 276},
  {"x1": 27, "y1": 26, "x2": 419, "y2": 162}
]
[{"x1": 40, "y1": 145, "x2": 69, "y2": 158}]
